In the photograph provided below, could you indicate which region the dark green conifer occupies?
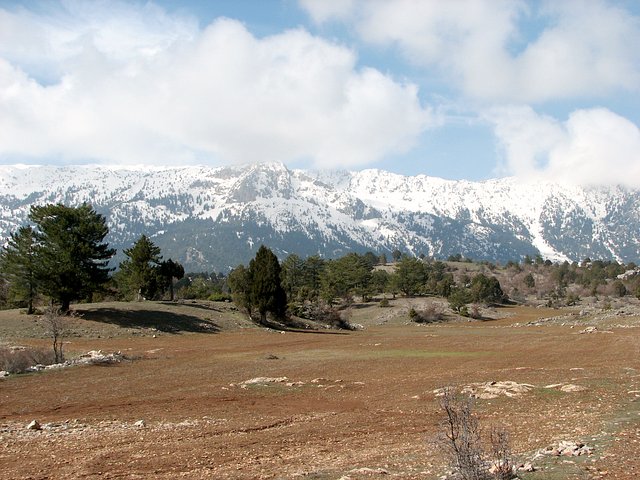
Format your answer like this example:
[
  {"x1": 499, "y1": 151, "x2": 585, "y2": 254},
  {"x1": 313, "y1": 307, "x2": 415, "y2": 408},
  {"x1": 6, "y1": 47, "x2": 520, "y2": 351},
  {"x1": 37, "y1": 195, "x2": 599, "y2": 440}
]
[
  {"x1": 0, "y1": 226, "x2": 38, "y2": 314},
  {"x1": 30, "y1": 203, "x2": 114, "y2": 311},
  {"x1": 247, "y1": 245, "x2": 287, "y2": 324}
]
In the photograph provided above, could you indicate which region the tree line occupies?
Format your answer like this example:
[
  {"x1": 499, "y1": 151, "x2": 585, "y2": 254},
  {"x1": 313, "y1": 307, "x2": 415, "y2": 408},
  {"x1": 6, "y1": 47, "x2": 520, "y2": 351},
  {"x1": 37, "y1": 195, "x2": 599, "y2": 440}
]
[
  {"x1": 3, "y1": 202, "x2": 637, "y2": 319},
  {"x1": 227, "y1": 248, "x2": 508, "y2": 325}
]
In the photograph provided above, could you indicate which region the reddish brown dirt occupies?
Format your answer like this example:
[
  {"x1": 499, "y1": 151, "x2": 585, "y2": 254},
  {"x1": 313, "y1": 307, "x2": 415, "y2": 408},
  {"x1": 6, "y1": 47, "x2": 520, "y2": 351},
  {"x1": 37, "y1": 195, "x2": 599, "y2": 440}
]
[{"x1": 2, "y1": 305, "x2": 640, "y2": 479}]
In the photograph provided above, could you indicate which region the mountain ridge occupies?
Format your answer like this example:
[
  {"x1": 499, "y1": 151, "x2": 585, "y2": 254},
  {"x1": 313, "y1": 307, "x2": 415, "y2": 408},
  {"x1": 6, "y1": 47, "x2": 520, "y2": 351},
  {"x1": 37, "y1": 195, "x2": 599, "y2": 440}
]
[{"x1": 1, "y1": 162, "x2": 638, "y2": 271}]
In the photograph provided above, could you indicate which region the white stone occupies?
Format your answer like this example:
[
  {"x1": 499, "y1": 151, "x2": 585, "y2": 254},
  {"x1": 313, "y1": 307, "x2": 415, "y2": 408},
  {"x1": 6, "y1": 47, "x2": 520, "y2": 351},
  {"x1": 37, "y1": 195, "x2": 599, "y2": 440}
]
[{"x1": 27, "y1": 420, "x2": 41, "y2": 430}]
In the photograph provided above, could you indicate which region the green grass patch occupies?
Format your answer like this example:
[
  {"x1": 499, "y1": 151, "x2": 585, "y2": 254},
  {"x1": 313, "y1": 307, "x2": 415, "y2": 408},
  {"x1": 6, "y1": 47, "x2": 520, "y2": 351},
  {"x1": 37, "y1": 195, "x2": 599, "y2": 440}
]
[
  {"x1": 286, "y1": 348, "x2": 489, "y2": 362},
  {"x1": 361, "y1": 348, "x2": 489, "y2": 359}
]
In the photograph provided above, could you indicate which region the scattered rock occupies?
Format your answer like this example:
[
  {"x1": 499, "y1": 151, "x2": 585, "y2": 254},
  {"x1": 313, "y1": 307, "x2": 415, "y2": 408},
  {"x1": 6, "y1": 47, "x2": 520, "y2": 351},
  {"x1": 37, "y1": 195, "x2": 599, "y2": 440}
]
[
  {"x1": 311, "y1": 378, "x2": 330, "y2": 384},
  {"x1": 580, "y1": 326, "x2": 598, "y2": 334},
  {"x1": 560, "y1": 384, "x2": 588, "y2": 393},
  {"x1": 349, "y1": 467, "x2": 389, "y2": 475},
  {"x1": 285, "y1": 381, "x2": 305, "y2": 387},
  {"x1": 543, "y1": 383, "x2": 587, "y2": 393},
  {"x1": 544, "y1": 383, "x2": 564, "y2": 389},
  {"x1": 0, "y1": 370, "x2": 8, "y2": 378},
  {"x1": 540, "y1": 440, "x2": 592, "y2": 457},
  {"x1": 134, "y1": 420, "x2": 146, "y2": 428},
  {"x1": 27, "y1": 420, "x2": 41, "y2": 431},
  {"x1": 434, "y1": 381, "x2": 534, "y2": 399},
  {"x1": 517, "y1": 462, "x2": 536, "y2": 472},
  {"x1": 238, "y1": 377, "x2": 290, "y2": 388}
]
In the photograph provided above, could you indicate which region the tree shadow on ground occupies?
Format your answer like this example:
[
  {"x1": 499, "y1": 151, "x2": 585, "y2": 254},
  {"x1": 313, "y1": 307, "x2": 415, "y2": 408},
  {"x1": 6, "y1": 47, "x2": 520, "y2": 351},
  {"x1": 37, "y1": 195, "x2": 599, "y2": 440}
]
[
  {"x1": 80, "y1": 308, "x2": 221, "y2": 334},
  {"x1": 256, "y1": 317, "x2": 351, "y2": 335},
  {"x1": 159, "y1": 301, "x2": 228, "y2": 313}
]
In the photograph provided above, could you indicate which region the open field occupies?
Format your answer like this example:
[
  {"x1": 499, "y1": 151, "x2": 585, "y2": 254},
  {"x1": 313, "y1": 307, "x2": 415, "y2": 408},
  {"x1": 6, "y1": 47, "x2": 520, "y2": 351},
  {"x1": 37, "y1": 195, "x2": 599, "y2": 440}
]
[{"x1": 2, "y1": 299, "x2": 640, "y2": 479}]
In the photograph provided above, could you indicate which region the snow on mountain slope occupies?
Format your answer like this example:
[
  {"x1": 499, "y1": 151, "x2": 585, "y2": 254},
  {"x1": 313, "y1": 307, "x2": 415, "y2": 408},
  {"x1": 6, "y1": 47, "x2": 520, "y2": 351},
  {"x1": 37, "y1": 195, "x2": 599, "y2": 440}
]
[{"x1": 0, "y1": 162, "x2": 638, "y2": 271}]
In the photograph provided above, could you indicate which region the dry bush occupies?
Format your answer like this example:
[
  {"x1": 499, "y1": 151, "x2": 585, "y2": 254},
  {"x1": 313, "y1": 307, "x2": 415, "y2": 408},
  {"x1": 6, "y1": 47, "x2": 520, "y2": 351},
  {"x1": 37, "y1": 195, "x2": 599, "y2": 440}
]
[
  {"x1": 437, "y1": 386, "x2": 515, "y2": 480},
  {"x1": 410, "y1": 303, "x2": 444, "y2": 323},
  {"x1": 0, "y1": 346, "x2": 55, "y2": 374},
  {"x1": 41, "y1": 307, "x2": 72, "y2": 363},
  {"x1": 307, "y1": 301, "x2": 356, "y2": 330},
  {"x1": 488, "y1": 426, "x2": 513, "y2": 480},
  {"x1": 438, "y1": 386, "x2": 487, "y2": 480}
]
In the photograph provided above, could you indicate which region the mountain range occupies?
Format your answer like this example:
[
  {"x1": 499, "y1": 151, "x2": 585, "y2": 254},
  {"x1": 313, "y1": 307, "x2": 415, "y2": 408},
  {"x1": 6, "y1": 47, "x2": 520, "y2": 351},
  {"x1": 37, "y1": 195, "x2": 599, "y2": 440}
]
[{"x1": 0, "y1": 162, "x2": 638, "y2": 272}]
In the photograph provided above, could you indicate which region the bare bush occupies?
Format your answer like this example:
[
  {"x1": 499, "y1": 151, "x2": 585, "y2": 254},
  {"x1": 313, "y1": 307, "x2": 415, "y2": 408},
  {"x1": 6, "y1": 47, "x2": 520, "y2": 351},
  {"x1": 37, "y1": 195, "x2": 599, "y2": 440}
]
[
  {"x1": 438, "y1": 386, "x2": 487, "y2": 480},
  {"x1": 305, "y1": 301, "x2": 356, "y2": 330},
  {"x1": 488, "y1": 426, "x2": 513, "y2": 480},
  {"x1": 0, "y1": 346, "x2": 55, "y2": 374},
  {"x1": 41, "y1": 307, "x2": 71, "y2": 363},
  {"x1": 437, "y1": 386, "x2": 516, "y2": 480},
  {"x1": 410, "y1": 303, "x2": 444, "y2": 323}
]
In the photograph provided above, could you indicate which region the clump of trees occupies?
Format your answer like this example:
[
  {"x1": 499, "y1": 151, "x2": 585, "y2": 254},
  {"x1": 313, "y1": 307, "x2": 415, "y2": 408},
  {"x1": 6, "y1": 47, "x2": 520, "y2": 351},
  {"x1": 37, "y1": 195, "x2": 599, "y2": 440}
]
[
  {"x1": 0, "y1": 204, "x2": 185, "y2": 312},
  {"x1": 228, "y1": 245, "x2": 287, "y2": 325},
  {"x1": 0, "y1": 204, "x2": 115, "y2": 312},
  {"x1": 500, "y1": 255, "x2": 640, "y2": 306},
  {"x1": 114, "y1": 234, "x2": 184, "y2": 301},
  {"x1": 227, "y1": 249, "x2": 509, "y2": 327}
]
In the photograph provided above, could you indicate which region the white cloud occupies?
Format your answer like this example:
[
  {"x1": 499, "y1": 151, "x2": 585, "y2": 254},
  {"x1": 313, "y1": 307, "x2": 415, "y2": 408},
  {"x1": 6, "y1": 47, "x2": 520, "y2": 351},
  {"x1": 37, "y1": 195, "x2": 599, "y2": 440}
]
[
  {"x1": 301, "y1": 0, "x2": 640, "y2": 103},
  {"x1": 0, "y1": 2, "x2": 433, "y2": 168},
  {"x1": 487, "y1": 106, "x2": 640, "y2": 187},
  {"x1": 298, "y1": 0, "x2": 356, "y2": 24}
]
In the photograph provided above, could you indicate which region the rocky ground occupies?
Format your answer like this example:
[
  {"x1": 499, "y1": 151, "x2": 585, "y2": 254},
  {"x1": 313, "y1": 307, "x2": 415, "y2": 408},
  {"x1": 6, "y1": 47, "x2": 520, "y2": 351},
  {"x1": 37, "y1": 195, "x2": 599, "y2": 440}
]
[{"x1": 1, "y1": 299, "x2": 640, "y2": 479}]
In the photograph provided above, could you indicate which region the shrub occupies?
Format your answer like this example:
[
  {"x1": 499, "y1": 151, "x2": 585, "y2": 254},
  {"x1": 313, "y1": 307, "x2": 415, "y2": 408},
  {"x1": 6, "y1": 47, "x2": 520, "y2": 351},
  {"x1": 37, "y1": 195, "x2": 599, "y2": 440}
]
[
  {"x1": 437, "y1": 386, "x2": 516, "y2": 480},
  {"x1": 410, "y1": 303, "x2": 444, "y2": 323},
  {"x1": 379, "y1": 298, "x2": 390, "y2": 307},
  {"x1": 565, "y1": 292, "x2": 580, "y2": 306},
  {"x1": 208, "y1": 292, "x2": 232, "y2": 302},
  {"x1": 0, "y1": 346, "x2": 56, "y2": 374},
  {"x1": 611, "y1": 280, "x2": 627, "y2": 297},
  {"x1": 41, "y1": 307, "x2": 70, "y2": 363},
  {"x1": 304, "y1": 301, "x2": 356, "y2": 330},
  {"x1": 438, "y1": 386, "x2": 486, "y2": 480}
]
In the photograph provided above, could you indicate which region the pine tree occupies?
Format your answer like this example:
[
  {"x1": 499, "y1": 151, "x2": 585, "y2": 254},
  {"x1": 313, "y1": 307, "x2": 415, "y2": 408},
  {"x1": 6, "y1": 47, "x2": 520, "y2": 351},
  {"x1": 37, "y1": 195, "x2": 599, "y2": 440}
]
[
  {"x1": 117, "y1": 235, "x2": 162, "y2": 301},
  {"x1": 0, "y1": 226, "x2": 38, "y2": 314},
  {"x1": 247, "y1": 245, "x2": 287, "y2": 324},
  {"x1": 281, "y1": 254, "x2": 305, "y2": 300},
  {"x1": 228, "y1": 264, "x2": 251, "y2": 314},
  {"x1": 158, "y1": 258, "x2": 185, "y2": 301},
  {"x1": 30, "y1": 203, "x2": 114, "y2": 311},
  {"x1": 395, "y1": 256, "x2": 427, "y2": 296}
]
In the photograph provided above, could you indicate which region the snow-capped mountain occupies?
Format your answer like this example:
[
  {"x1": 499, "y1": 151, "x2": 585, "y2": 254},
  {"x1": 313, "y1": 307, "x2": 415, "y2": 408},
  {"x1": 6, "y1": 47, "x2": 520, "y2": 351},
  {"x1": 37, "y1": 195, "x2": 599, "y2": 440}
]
[{"x1": 0, "y1": 162, "x2": 638, "y2": 271}]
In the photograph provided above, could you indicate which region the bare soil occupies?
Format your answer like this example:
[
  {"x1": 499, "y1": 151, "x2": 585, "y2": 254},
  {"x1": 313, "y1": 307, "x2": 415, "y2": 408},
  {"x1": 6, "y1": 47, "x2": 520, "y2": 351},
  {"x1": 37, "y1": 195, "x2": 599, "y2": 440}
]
[{"x1": 1, "y1": 299, "x2": 640, "y2": 479}]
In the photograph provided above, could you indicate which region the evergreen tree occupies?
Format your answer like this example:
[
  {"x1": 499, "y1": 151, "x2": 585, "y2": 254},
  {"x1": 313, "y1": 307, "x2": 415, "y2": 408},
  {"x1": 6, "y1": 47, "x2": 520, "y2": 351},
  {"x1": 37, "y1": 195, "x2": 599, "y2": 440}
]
[
  {"x1": 0, "y1": 226, "x2": 38, "y2": 313},
  {"x1": 370, "y1": 269, "x2": 390, "y2": 295},
  {"x1": 228, "y1": 264, "x2": 251, "y2": 313},
  {"x1": 117, "y1": 235, "x2": 162, "y2": 301},
  {"x1": 247, "y1": 246, "x2": 287, "y2": 324},
  {"x1": 302, "y1": 255, "x2": 325, "y2": 299},
  {"x1": 30, "y1": 204, "x2": 114, "y2": 311},
  {"x1": 469, "y1": 273, "x2": 504, "y2": 304},
  {"x1": 158, "y1": 259, "x2": 185, "y2": 301},
  {"x1": 281, "y1": 254, "x2": 305, "y2": 300},
  {"x1": 321, "y1": 253, "x2": 372, "y2": 302},
  {"x1": 395, "y1": 256, "x2": 427, "y2": 296}
]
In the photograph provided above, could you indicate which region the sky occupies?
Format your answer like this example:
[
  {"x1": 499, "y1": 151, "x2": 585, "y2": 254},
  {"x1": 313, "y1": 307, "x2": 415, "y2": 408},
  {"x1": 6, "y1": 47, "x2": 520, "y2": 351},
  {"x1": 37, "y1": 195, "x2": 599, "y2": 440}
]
[{"x1": 0, "y1": 0, "x2": 639, "y2": 186}]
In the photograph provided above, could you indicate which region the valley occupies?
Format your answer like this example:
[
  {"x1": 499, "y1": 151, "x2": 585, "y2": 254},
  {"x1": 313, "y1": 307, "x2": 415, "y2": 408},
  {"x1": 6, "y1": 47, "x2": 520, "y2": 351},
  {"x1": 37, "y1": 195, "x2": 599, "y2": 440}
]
[{"x1": 2, "y1": 299, "x2": 640, "y2": 479}]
